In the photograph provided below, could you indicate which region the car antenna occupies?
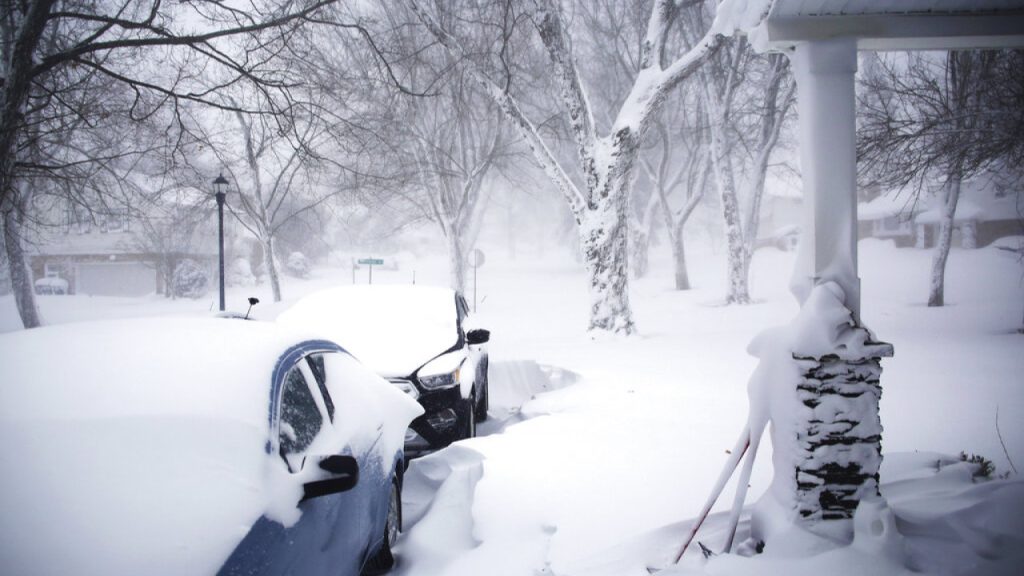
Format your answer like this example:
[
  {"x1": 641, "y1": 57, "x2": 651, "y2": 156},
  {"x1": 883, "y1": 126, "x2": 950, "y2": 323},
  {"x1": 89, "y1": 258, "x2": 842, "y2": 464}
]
[{"x1": 245, "y1": 297, "x2": 260, "y2": 320}]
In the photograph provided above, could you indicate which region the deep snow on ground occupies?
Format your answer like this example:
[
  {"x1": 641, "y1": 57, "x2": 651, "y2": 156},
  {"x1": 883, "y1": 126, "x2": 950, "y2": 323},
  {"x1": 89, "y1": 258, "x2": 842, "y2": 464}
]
[{"x1": 2, "y1": 238, "x2": 1022, "y2": 575}]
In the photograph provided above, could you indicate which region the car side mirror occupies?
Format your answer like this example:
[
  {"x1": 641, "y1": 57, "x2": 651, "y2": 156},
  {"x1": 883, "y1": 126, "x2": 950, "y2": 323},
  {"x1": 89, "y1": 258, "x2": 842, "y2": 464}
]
[
  {"x1": 466, "y1": 329, "x2": 490, "y2": 345},
  {"x1": 302, "y1": 455, "x2": 359, "y2": 501}
]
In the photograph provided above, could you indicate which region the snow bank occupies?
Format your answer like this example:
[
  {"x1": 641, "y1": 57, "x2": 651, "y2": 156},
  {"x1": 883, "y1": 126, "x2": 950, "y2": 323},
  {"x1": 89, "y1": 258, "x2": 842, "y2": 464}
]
[
  {"x1": 0, "y1": 317, "x2": 421, "y2": 575},
  {"x1": 0, "y1": 319, "x2": 292, "y2": 575}
]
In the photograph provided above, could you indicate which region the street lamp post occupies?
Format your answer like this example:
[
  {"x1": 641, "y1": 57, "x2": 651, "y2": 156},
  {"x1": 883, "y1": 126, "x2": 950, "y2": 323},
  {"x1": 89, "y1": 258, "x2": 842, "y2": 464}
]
[{"x1": 213, "y1": 173, "x2": 229, "y2": 312}]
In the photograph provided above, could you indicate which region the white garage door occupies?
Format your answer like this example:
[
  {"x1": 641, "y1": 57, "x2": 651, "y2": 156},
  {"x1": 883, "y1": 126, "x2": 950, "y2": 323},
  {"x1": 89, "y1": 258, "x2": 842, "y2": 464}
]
[{"x1": 76, "y1": 262, "x2": 156, "y2": 297}]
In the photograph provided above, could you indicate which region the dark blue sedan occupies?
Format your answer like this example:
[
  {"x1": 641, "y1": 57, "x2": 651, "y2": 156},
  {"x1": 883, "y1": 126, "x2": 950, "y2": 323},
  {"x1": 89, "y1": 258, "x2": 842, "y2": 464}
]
[{"x1": 0, "y1": 317, "x2": 422, "y2": 576}]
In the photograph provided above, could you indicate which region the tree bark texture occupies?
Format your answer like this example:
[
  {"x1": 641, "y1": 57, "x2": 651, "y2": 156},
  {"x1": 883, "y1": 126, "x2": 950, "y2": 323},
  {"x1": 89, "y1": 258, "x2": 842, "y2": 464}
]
[
  {"x1": 2, "y1": 206, "x2": 42, "y2": 328},
  {"x1": 0, "y1": 0, "x2": 56, "y2": 213},
  {"x1": 580, "y1": 194, "x2": 634, "y2": 334},
  {"x1": 709, "y1": 126, "x2": 750, "y2": 304}
]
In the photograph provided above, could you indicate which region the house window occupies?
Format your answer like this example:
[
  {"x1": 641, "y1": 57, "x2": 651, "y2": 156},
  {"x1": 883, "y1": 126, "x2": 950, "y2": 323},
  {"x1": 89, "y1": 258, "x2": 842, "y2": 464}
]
[
  {"x1": 100, "y1": 209, "x2": 129, "y2": 233},
  {"x1": 66, "y1": 207, "x2": 91, "y2": 234},
  {"x1": 44, "y1": 263, "x2": 62, "y2": 278}
]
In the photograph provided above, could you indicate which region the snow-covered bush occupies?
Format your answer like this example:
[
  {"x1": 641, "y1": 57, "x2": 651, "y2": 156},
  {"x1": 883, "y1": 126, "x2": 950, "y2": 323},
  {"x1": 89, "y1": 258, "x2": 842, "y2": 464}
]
[
  {"x1": 285, "y1": 251, "x2": 310, "y2": 279},
  {"x1": 959, "y1": 452, "x2": 995, "y2": 480},
  {"x1": 172, "y1": 259, "x2": 209, "y2": 299},
  {"x1": 227, "y1": 257, "x2": 256, "y2": 287}
]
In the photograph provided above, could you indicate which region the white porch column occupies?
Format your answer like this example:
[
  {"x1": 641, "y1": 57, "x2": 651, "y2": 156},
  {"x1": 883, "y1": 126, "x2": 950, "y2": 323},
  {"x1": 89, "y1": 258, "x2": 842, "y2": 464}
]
[{"x1": 791, "y1": 38, "x2": 861, "y2": 322}]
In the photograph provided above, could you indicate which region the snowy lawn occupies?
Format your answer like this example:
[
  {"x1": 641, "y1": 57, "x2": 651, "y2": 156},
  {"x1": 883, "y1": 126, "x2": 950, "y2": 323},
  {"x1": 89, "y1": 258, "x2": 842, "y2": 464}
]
[{"x1": 1, "y1": 238, "x2": 1022, "y2": 575}]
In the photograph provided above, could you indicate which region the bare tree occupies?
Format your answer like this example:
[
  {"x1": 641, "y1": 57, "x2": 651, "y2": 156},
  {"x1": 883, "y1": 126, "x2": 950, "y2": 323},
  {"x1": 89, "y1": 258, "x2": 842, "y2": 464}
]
[
  {"x1": 129, "y1": 188, "x2": 213, "y2": 299},
  {"x1": 0, "y1": 0, "x2": 347, "y2": 327},
  {"x1": 409, "y1": 0, "x2": 757, "y2": 335},
  {"x1": 858, "y1": 49, "x2": 1024, "y2": 307},
  {"x1": 683, "y1": 1, "x2": 793, "y2": 304},
  {"x1": 642, "y1": 109, "x2": 711, "y2": 290},
  {"x1": 408, "y1": 82, "x2": 507, "y2": 293},
  {"x1": 201, "y1": 93, "x2": 349, "y2": 303}
]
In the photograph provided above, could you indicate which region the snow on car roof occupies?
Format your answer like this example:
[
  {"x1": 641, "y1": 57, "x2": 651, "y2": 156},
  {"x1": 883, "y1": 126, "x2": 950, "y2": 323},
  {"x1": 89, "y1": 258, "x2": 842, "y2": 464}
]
[
  {"x1": 278, "y1": 284, "x2": 461, "y2": 377},
  {"x1": 0, "y1": 317, "x2": 327, "y2": 424},
  {"x1": 0, "y1": 317, "x2": 342, "y2": 575}
]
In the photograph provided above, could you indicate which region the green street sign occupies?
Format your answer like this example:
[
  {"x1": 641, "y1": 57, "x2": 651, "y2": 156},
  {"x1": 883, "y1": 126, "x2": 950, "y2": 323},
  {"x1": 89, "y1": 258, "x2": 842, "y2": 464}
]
[{"x1": 357, "y1": 258, "x2": 384, "y2": 265}]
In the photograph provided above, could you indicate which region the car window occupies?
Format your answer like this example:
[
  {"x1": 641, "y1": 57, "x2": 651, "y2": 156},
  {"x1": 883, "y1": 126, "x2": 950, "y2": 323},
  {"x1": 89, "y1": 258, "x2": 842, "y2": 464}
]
[
  {"x1": 306, "y1": 354, "x2": 335, "y2": 422},
  {"x1": 279, "y1": 367, "x2": 323, "y2": 457}
]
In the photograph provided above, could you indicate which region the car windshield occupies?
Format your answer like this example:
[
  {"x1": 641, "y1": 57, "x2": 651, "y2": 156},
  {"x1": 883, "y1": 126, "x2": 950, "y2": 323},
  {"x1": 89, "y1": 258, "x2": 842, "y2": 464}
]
[{"x1": 280, "y1": 285, "x2": 459, "y2": 376}]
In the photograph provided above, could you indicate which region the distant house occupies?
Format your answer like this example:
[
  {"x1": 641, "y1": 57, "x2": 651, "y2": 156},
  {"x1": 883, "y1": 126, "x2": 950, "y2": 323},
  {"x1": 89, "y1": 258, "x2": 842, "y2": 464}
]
[
  {"x1": 857, "y1": 177, "x2": 1022, "y2": 249},
  {"x1": 30, "y1": 192, "x2": 219, "y2": 297},
  {"x1": 857, "y1": 193, "x2": 921, "y2": 247},
  {"x1": 757, "y1": 188, "x2": 803, "y2": 251}
]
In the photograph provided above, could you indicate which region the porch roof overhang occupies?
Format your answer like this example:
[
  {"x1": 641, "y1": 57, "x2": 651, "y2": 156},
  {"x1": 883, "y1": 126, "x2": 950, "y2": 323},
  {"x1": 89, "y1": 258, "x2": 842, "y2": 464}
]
[{"x1": 751, "y1": 1, "x2": 1024, "y2": 51}]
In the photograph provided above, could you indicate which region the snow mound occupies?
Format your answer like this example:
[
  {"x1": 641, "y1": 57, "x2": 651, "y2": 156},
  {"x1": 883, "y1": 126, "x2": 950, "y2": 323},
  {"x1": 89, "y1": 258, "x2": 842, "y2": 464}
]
[
  {"x1": 396, "y1": 360, "x2": 579, "y2": 575},
  {"x1": 397, "y1": 445, "x2": 486, "y2": 576},
  {"x1": 482, "y1": 360, "x2": 579, "y2": 432}
]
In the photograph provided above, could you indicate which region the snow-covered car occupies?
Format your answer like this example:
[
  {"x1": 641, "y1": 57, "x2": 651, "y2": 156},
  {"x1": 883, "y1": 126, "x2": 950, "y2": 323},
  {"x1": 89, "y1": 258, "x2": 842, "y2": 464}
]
[
  {"x1": 0, "y1": 317, "x2": 422, "y2": 576},
  {"x1": 33, "y1": 276, "x2": 69, "y2": 295},
  {"x1": 278, "y1": 285, "x2": 490, "y2": 455}
]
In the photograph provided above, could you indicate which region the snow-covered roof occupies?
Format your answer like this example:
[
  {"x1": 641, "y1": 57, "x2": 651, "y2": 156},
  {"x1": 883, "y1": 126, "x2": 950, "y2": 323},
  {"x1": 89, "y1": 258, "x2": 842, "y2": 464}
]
[
  {"x1": 772, "y1": 0, "x2": 1023, "y2": 17},
  {"x1": 858, "y1": 192, "x2": 920, "y2": 221},
  {"x1": 861, "y1": 178, "x2": 1023, "y2": 223},
  {"x1": 915, "y1": 199, "x2": 984, "y2": 224},
  {"x1": 753, "y1": 0, "x2": 1024, "y2": 51}
]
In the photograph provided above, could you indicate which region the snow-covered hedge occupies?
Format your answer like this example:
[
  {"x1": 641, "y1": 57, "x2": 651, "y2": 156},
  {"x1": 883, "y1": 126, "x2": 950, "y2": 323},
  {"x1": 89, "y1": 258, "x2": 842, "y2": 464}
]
[
  {"x1": 172, "y1": 259, "x2": 209, "y2": 299},
  {"x1": 285, "y1": 251, "x2": 310, "y2": 278}
]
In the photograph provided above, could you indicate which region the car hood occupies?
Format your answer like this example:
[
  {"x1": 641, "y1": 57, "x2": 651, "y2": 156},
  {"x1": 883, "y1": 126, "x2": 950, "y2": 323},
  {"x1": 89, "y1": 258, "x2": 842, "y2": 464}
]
[
  {"x1": 0, "y1": 416, "x2": 273, "y2": 576},
  {"x1": 278, "y1": 285, "x2": 462, "y2": 379}
]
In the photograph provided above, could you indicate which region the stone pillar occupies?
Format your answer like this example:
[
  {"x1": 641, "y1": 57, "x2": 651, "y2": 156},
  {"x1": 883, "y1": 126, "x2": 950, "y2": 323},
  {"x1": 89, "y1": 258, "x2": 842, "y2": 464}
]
[
  {"x1": 794, "y1": 337, "x2": 893, "y2": 521},
  {"x1": 781, "y1": 38, "x2": 893, "y2": 536}
]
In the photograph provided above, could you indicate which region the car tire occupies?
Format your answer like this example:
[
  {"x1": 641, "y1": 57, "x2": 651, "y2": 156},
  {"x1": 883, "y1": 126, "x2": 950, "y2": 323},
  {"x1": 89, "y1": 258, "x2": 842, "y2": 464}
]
[
  {"x1": 363, "y1": 480, "x2": 400, "y2": 575},
  {"x1": 474, "y1": 357, "x2": 489, "y2": 423}
]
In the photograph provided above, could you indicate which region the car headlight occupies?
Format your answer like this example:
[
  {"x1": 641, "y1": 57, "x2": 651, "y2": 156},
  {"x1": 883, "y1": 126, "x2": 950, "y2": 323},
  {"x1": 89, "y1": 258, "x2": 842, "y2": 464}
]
[{"x1": 419, "y1": 367, "x2": 460, "y2": 390}]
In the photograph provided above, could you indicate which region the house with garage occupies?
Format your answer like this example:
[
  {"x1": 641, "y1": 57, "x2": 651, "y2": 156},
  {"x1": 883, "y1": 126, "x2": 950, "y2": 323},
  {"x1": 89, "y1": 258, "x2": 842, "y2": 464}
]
[
  {"x1": 30, "y1": 189, "x2": 220, "y2": 297},
  {"x1": 858, "y1": 176, "x2": 1022, "y2": 249}
]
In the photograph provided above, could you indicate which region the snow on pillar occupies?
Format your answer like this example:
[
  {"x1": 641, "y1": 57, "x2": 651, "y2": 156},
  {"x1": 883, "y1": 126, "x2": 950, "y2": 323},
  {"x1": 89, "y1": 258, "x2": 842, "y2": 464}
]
[
  {"x1": 790, "y1": 38, "x2": 861, "y2": 322},
  {"x1": 752, "y1": 38, "x2": 893, "y2": 541}
]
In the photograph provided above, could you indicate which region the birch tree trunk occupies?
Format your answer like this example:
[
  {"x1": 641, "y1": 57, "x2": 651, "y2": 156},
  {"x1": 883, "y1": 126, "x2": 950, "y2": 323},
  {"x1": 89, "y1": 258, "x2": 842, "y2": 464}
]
[
  {"x1": 580, "y1": 186, "x2": 634, "y2": 334},
  {"x1": 708, "y1": 121, "x2": 750, "y2": 304},
  {"x1": 2, "y1": 205, "x2": 41, "y2": 328},
  {"x1": 701, "y1": 38, "x2": 751, "y2": 305},
  {"x1": 928, "y1": 174, "x2": 961, "y2": 307}
]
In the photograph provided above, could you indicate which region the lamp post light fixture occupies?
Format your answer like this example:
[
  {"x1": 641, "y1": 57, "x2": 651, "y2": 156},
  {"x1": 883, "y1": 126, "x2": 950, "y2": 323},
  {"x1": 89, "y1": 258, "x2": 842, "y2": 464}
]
[{"x1": 213, "y1": 173, "x2": 229, "y2": 312}]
